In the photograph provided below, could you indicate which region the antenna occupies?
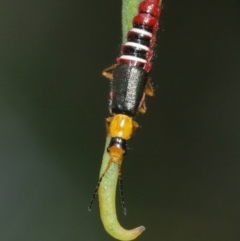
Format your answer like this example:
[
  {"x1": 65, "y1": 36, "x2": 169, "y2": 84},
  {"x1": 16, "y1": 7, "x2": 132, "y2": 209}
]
[
  {"x1": 118, "y1": 163, "x2": 127, "y2": 215},
  {"x1": 88, "y1": 160, "x2": 112, "y2": 211}
]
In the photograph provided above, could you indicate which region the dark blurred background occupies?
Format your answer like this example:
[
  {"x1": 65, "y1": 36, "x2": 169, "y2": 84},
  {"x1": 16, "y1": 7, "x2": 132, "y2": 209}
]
[{"x1": 0, "y1": 0, "x2": 240, "y2": 240}]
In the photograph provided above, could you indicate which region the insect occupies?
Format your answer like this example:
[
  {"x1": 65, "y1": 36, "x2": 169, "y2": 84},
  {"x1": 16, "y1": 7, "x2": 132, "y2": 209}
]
[{"x1": 88, "y1": 0, "x2": 162, "y2": 240}]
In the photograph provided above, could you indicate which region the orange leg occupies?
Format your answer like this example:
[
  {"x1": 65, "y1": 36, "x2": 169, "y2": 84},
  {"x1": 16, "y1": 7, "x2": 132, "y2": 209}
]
[
  {"x1": 145, "y1": 80, "x2": 154, "y2": 96},
  {"x1": 105, "y1": 117, "x2": 113, "y2": 136},
  {"x1": 138, "y1": 101, "x2": 147, "y2": 114},
  {"x1": 102, "y1": 64, "x2": 117, "y2": 80},
  {"x1": 132, "y1": 121, "x2": 139, "y2": 132}
]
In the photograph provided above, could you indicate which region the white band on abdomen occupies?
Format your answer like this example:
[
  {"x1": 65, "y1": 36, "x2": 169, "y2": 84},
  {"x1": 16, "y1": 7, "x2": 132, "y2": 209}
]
[
  {"x1": 124, "y1": 42, "x2": 149, "y2": 51},
  {"x1": 120, "y1": 55, "x2": 147, "y2": 63},
  {"x1": 130, "y1": 28, "x2": 152, "y2": 37}
]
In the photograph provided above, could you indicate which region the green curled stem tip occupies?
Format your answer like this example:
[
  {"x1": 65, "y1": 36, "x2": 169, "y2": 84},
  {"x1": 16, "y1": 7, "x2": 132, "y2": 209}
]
[{"x1": 98, "y1": 137, "x2": 145, "y2": 241}]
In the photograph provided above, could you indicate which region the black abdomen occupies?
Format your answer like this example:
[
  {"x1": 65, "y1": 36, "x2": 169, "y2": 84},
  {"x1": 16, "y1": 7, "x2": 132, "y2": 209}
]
[{"x1": 111, "y1": 63, "x2": 148, "y2": 117}]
